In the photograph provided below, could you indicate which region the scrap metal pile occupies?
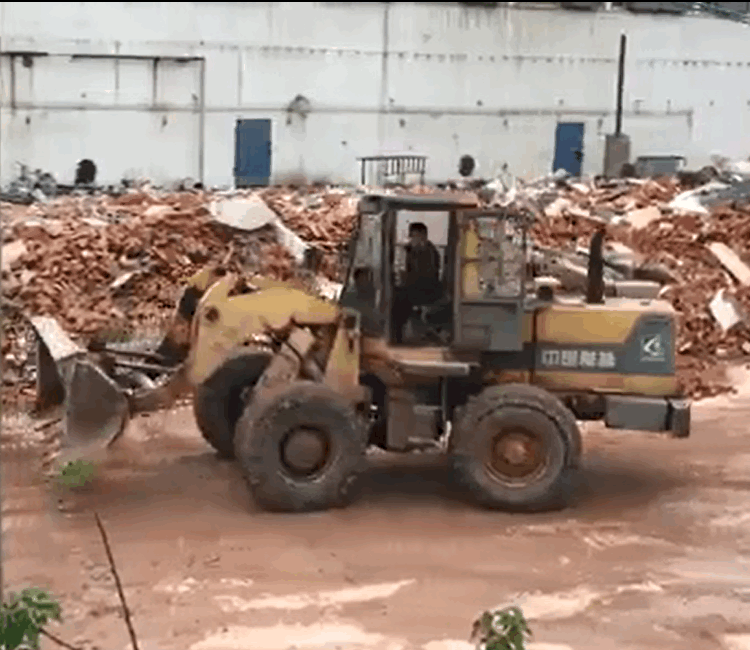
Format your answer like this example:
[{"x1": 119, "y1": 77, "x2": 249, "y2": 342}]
[{"x1": 3, "y1": 167, "x2": 750, "y2": 409}]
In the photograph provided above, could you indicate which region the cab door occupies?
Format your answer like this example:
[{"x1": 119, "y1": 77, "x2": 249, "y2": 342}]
[{"x1": 452, "y1": 210, "x2": 526, "y2": 352}]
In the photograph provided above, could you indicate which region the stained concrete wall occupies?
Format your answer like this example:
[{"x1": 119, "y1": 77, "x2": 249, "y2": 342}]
[{"x1": 0, "y1": 2, "x2": 747, "y2": 187}]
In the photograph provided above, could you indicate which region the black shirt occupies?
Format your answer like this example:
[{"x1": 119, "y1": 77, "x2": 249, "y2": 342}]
[{"x1": 404, "y1": 241, "x2": 441, "y2": 291}]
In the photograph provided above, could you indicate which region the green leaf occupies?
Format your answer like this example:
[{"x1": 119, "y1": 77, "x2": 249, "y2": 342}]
[
  {"x1": 470, "y1": 605, "x2": 531, "y2": 650},
  {"x1": 0, "y1": 588, "x2": 62, "y2": 650},
  {"x1": 58, "y1": 460, "x2": 96, "y2": 489}
]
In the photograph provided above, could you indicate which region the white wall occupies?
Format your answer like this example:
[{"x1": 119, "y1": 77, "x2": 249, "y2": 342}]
[{"x1": 0, "y1": 2, "x2": 748, "y2": 187}]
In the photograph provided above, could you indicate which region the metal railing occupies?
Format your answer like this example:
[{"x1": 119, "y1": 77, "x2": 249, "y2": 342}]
[{"x1": 357, "y1": 155, "x2": 427, "y2": 186}]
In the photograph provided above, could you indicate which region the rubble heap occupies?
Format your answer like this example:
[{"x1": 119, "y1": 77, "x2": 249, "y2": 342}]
[
  {"x1": 259, "y1": 186, "x2": 358, "y2": 277},
  {"x1": 1, "y1": 190, "x2": 304, "y2": 407},
  {"x1": 527, "y1": 174, "x2": 750, "y2": 399},
  {"x1": 3, "y1": 191, "x2": 298, "y2": 334},
  {"x1": 4, "y1": 171, "x2": 750, "y2": 408}
]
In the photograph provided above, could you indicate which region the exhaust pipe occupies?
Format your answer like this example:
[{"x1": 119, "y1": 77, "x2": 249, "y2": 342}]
[{"x1": 586, "y1": 226, "x2": 606, "y2": 305}]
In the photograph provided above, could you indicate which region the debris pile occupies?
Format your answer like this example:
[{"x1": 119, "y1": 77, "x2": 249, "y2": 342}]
[
  {"x1": 523, "y1": 173, "x2": 750, "y2": 398},
  {"x1": 0, "y1": 190, "x2": 302, "y2": 407},
  {"x1": 4, "y1": 167, "x2": 750, "y2": 407},
  {"x1": 259, "y1": 186, "x2": 358, "y2": 276},
  {"x1": 3, "y1": 191, "x2": 297, "y2": 332},
  {"x1": 1, "y1": 163, "x2": 58, "y2": 204}
]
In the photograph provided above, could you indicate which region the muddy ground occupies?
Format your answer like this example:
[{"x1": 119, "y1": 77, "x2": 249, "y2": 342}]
[{"x1": 5, "y1": 370, "x2": 750, "y2": 650}]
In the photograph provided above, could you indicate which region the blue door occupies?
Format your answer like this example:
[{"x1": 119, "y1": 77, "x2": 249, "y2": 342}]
[
  {"x1": 552, "y1": 122, "x2": 585, "y2": 176},
  {"x1": 234, "y1": 119, "x2": 272, "y2": 187}
]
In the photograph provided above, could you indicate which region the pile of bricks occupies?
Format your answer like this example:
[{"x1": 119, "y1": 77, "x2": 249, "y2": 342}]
[
  {"x1": 4, "y1": 174, "x2": 750, "y2": 406},
  {"x1": 532, "y1": 175, "x2": 750, "y2": 399},
  {"x1": 0, "y1": 189, "x2": 301, "y2": 408},
  {"x1": 259, "y1": 186, "x2": 358, "y2": 277},
  {"x1": 2, "y1": 191, "x2": 296, "y2": 336}
]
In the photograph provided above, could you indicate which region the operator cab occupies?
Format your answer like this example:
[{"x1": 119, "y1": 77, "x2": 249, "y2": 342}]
[{"x1": 340, "y1": 193, "x2": 531, "y2": 350}]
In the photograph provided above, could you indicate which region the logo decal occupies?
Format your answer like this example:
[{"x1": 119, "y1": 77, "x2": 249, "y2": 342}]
[
  {"x1": 641, "y1": 334, "x2": 665, "y2": 362},
  {"x1": 539, "y1": 348, "x2": 616, "y2": 370}
]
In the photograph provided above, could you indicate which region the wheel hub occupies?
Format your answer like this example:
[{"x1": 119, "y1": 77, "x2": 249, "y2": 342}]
[
  {"x1": 282, "y1": 428, "x2": 329, "y2": 476},
  {"x1": 489, "y1": 431, "x2": 544, "y2": 480}
]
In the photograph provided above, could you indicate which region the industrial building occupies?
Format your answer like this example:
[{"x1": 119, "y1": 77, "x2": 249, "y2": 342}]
[{"x1": 1, "y1": 2, "x2": 749, "y2": 187}]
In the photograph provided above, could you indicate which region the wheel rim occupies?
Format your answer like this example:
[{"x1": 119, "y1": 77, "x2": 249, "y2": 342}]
[
  {"x1": 485, "y1": 429, "x2": 548, "y2": 484},
  {"x1": 281, "y1": 427, "x2": 330, "y2": 477}
]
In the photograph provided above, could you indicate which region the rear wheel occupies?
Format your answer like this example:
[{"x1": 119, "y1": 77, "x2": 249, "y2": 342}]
[
  {"x1": 234, "y1": 382, "x2": 368, "y2": 512},
  {"x1": 450, "y1": 384, "x2": 578, "y2": 512},
  {"x1": 193, "y1": 352, "x2": 272, "y2": 459}
]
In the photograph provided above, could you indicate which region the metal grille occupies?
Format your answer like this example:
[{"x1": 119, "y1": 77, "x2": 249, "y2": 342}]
[{"x1": 357, "y1": 155, "x2": 427, "y2": 186}]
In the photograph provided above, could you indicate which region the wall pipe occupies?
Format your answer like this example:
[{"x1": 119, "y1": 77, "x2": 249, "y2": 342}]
[
  {"x1": 198, "y1": 57, "x2": 206, "y2": 186},
  {"x1": 0, "y1": 101, "x2": 693, "y2": 120},
  {"x1": 0, "y1": 16, "x2": 4, "y2": 610},
  {"x1": 376, "y1": 2, "x2": 390, "y2": 169},
  {"x1": 615, "y1": 33, "x2": 626, "y2": 136}
]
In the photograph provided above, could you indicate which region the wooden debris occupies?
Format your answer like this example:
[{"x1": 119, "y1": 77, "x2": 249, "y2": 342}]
[{"x1": 707, "y1": 242, "x2": 750, "y2": 286}]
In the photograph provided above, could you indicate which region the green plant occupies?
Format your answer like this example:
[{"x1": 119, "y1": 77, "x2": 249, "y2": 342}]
[
  {"x1": 470, "y1": 606, "x2": 532, "y2": 650},
  {"x1": 58, "y1": 460, "x2": 96, "y2": 490},
  {"x1": 0, "y1": 588, "x2": 61, "y2": 650}
]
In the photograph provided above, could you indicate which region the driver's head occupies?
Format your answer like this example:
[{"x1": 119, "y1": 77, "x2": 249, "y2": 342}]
[{"x1": 408, "y1": 222, "x2": 428, "y2": 247}]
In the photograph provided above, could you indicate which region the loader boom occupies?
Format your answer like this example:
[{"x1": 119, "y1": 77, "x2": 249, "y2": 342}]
[{"x1": 30, "y1": 267, "x2": 368, "y2": 457}]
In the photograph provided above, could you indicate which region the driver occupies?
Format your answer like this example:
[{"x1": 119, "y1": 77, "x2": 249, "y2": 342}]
[{"x1": 393, "y1": 222, "x2": 442, "y2": 343}]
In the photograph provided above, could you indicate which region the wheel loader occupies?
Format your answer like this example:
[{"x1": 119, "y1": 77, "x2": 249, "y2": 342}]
[{"x1": 30, "y1": 192, "x2": 691, "y2": 513}]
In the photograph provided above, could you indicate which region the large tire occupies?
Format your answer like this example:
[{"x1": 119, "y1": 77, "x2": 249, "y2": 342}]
[
  {"x1": 193, "y1": 352, "x2": 272, "y2": 459},
  {"x1": 485, "y1": 383, "x2": 583, "y2": 469},
  {"x1": 234, "y1": 381, "x2": 368, "y2": 513},
  {"x1": 450, "y1": 383, "x2": 580, "y2": 512}
]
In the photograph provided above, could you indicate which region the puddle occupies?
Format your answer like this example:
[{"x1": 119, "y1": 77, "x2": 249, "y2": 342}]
[
  {"x1": 661, "y1": 489, "x2": 750, "y2": 528},
  {"x1": 581, "y1": 532, "x2": 676, "y2": 552},
  {"x1": 155, "y1": 576, "x2": 255, "y2": 595},
  {"x1": 711, "y1": 510, "x2": 750, "y2": 532},
  {"x1": 660, "y1": 558, "x2": 750, "y2": 586},
  {"x1": 421, "y1": 642, "x2": 474, "y2": 650},
  {"x1": 190, "y1": 621, "x2": 406, "y2": 650},
  {"x1": 724, "y1": 634, "x2": 750, "y2": 650},
  {"x1": 507, "y1": 587, "x2": 601, "y2": 621},
  {"x1": 505, "y1": 521, "x2": 580, "y2": 536},
  {"x1": 659, "y1": 594, "x2": 750, "y2": 624},
  {"x1": 219, "y1": 578, "x2": 255, "y2": 588},
  {"x1": 613, "y1": 581, "x2": 663, "y2": 595},
  {"x1": 215, "y1": 579, "x2": 416, "y2": 613},
  {"x1": 192, "y1": 626, "x2": 574, "y2": 650},
  {"x1": 723, "y1": 455, "x2": 750, "y2": 482},
  {"x1": 2, "y1": 514, "x2": 48, "y2": 534},
  {"x1": 503, "y1": 581, "x2": 664, "y2": 622},
  {"x1": 155, "y1": 577, "x2": 204, "y2": 595}
]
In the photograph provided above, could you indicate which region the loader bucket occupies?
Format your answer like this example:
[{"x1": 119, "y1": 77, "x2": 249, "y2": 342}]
[
  {"x1": 63, "y1": 360, "x2": 131, "y2": 449},
  {"x1": 30, "y1": 316, "x2": 131, "y2": 451}
]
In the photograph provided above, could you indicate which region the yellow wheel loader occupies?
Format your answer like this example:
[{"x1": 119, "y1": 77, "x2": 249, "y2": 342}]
[{"x1": 30, "y1": 193, "x2": 690, "y2": 513}]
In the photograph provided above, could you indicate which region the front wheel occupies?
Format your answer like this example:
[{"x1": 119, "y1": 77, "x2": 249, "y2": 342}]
[
  {"x1": 193, "y1": 352, "x2": 272, "y2": 459},
  {"x1": 450, "y1": 384, "x2": 575, "y2": 512},
  {"x1": 234, "y1": 382, "x2": 368, "y2": 513}
]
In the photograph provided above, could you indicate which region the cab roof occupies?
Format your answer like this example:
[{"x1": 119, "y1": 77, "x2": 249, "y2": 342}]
[{"x1": 358, "y1": 192, "x2": 480, "y2": 213}]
